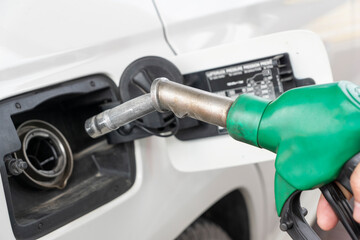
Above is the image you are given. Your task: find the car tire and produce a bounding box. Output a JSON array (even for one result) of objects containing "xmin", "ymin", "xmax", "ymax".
[{"xmin": 176, "ymin": 218, "xmax": 231, "ymax": 240}]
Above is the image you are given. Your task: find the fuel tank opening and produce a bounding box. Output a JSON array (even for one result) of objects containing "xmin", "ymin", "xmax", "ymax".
[{"xmin": 15, "ymin": 120, "xmax": 73, "ymax": 189}]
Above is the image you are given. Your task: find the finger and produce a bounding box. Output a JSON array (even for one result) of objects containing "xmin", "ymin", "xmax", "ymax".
[
  {"xmin": 317, "ymin": 194, "xmax": 339, "ymax": 231},
  {"xmin": 350, "ymin": 163, "xmax": 360, "ymax": 223},
  {"xmin": 336, "ymin": 182, "xmax": 352, "ymax": 200}
]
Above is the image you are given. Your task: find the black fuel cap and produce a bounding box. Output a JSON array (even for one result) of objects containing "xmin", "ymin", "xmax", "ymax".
[{"xmin": 119, "ymin": 56, "xmax": 183, "ymax": 131}]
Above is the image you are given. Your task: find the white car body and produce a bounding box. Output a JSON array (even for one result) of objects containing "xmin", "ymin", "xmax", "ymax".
[{"xmin": 0, "ymin": 1, "xmax": 358, "ymax": 239}]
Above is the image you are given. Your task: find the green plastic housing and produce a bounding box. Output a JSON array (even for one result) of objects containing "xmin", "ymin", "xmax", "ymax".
[{"xmin": 226, "ymin": 81, "xmax": 360, "ymax": 215}]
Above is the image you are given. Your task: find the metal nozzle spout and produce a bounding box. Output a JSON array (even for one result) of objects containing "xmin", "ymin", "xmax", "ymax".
[
  {"xmin": 85, "ymin": 78, "xmax": 234, "ymax": 138},
  {"xmin": 151, "ymin": 78, "xmax": 233, "ymax": 127},
  {"xmin": 85, "ymin": 94, "xmax": 155, "ymax": 138}
]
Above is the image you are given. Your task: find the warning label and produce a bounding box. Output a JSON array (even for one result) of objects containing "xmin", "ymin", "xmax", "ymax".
[{"xmin": 205, "ymin": 55, "xmax": 287, "ymax": 100}]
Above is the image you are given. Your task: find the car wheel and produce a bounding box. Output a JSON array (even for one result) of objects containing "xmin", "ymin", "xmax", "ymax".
[{"xmin": 176, "ymin": 218, "xmax": 231, "ymax": 240}]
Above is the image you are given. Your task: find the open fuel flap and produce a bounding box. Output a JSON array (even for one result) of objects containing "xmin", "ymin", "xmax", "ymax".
[{"xmin": 0, "ymin": 75, "xmax": 136, "ymax": 239}]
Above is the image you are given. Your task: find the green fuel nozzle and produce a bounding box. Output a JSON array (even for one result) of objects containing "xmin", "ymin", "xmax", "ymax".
[
  {"xmin": 85, "ymin": 78, "xmax": 360, "ymax": 239},
  {"xmin": 227, "ymin": 81, "xmax": 360, "ymax": 239},
  {"xmin": 227, "ymin": 81, "xmax": 360, "ymax": 216}
]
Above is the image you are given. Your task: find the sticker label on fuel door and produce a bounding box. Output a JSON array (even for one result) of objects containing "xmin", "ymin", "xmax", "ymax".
[
  {"xmin": 204, "ymin": 54, "xmax": 293, "ymax": 133},
  {"xmin": 205, "ymin": 55, "xmax": 290, "ymax": 101}
]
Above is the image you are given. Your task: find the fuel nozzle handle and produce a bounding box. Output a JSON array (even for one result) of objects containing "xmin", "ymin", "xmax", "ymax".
[{"xmin": 85, "ymin": 78, "xmax": 234, "ymax": 138}]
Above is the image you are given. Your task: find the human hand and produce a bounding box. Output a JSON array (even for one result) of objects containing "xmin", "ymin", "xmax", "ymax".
[{"xmin": 317, "ymin": 163, "xmax": 360, "ymax": 230}]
